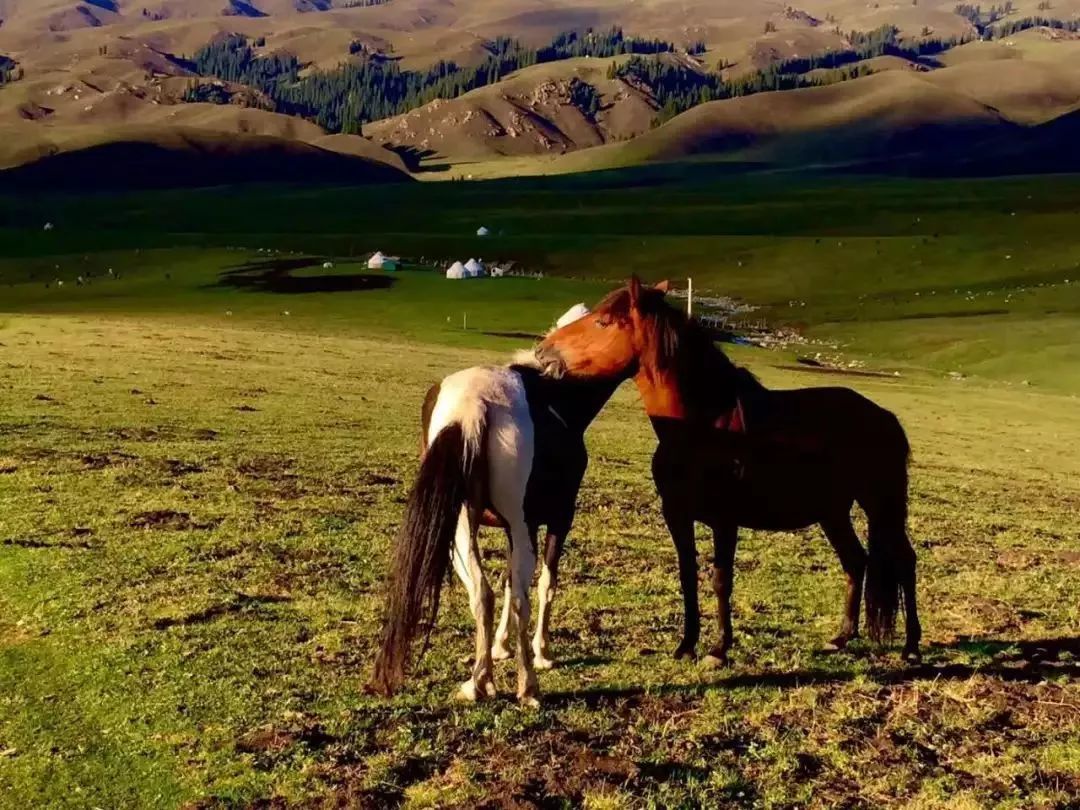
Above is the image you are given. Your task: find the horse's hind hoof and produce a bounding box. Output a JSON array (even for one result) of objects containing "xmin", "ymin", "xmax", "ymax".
[
  {"xmin": 822, "ymin": 634, "xmax": 855, "ymax": 653},
  {"xmin": 491, "ymin": 645, "xmax": 512, "ymax": 662},
  {"xmin": 517, "ymin": 693, "xmax": 541, "ymax": 709},
  {"xmin": 454, "ymin": 678, "xmax": 495, "ymax": 702},
  {"xmin": 533, "ymin": 655, "xmax": 555, "ymax": 671},
  {"xmin": 702, "ymin": 652, "xmax": 729, "ymax": 669},
  {"xmin": 903, "ymin": 649, "xmax": 922, "ymax": 666}
]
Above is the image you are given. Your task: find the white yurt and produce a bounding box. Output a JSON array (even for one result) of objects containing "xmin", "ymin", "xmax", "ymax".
[
  {"xmin": 446, "ymin": 261, "xmax": 467, "ymax": 279},
  {"xmin": 476, "ymin": 226, "xmax": 490, "ymax": 237},
  {"xmin": 464, "ymin": 258, "xmax": 486, "ymax": 277},
  {"xmin": 555, "ymin": 303, "xmax": 590, "ymax": 329}
]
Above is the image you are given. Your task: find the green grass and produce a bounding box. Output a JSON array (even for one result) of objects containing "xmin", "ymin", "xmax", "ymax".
[
  {"xmin": 1, "ymin": 313, "xmax": 1077, "ymax": 808},
  {"xmin": 3, "ymin": 171, "xmax": 1079, "ymax": 389},
  {"xmin": 1, "ymin": 172, "xmax": 1079, "ymax": 807}
]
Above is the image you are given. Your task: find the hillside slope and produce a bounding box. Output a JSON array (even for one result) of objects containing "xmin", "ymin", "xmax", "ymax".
[
  {"xmin": 0, "ymin": 127, "xmax": 411, "ymax": 188},
  {"xmin": 364, "ymin": 57, "xmax": 658, "ymax": 161},
  {"xmin": 530, "ymin": 70, "xmax": 1011, "ymax": 173}
]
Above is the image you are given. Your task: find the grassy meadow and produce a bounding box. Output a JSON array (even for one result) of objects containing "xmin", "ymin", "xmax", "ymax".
[{"xmin": 1, "ymin": 172, "xmax": 1079, "ymax": 808}]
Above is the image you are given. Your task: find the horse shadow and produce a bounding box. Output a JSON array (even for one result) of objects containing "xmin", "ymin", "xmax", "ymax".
[
  {"xmin": 542, "ymin": 636, "xmax": 1080, "ymax": 708},
  {"xmin": 215, "ymin": 257, "xmax": 397, "ymax": 295}
]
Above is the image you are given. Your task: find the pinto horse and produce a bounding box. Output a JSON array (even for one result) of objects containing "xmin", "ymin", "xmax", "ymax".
[
  {"xmin": 372, "ymin": 308, "xmax": 620, "ymax": 705},
  {"xmin": 534, "ymin": 278, "xmax": 922, "ymax": 665}
]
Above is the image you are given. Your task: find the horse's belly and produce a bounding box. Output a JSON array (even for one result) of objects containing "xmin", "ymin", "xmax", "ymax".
[{"xmin": 701, "ymin": 458, "xmax": 836, "ymax": 530}]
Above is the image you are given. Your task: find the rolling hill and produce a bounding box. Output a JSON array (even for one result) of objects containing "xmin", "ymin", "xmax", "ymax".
[
  {"xmin": 0, "ymin": 0, "xmax": 1078, "ymax": 183},
  {"xmin": 0, "ymin": 127, "xmax": 410, "ymax": 188}
]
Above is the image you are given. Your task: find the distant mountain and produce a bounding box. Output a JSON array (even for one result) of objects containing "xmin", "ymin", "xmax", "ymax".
[{"xmin": 0, "ymin": 0, "xmax": 1077, "ymax": 182}]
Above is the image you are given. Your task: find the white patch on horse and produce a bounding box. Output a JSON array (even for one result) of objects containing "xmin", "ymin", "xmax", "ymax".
[{"xmin": 428, "ymin": 366, "xmax": 519, "ymax": 459}]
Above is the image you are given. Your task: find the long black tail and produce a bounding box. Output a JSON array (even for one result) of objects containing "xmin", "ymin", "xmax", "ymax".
[
  {"xmin": 864, "ymin": 421, "xmax": 911, "ymax": 643},
  {"xmin": 372, "ymin": 424, "xmax": 476, "ymax": 694}
]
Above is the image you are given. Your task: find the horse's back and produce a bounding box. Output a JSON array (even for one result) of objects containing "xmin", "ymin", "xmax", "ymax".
[{"xmin": 753, "ymin": 384, "xmax": 907, "ymax": 453}]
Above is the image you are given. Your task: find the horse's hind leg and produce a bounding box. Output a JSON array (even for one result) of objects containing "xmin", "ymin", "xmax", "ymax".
[
  {"xmin": 509, "ymin": 520, "xmax": 539, "ymax": 705},
  {"xmin": 862, "ymin": 494, "xmax": 922, "ymax": 664},
  {"xmin": 900, "ymin": 546, "xmax": 922, "ymax": 664},
  {"xmin": 893, "ymin": 530, "xmax": 922, "ymax": 664},
  {"xmin": 450, "ymin": 506, "xmax": 496, "ymax": 701},
  {"xmin": 491, "ymin": 549, "xmax": 513, "ymax": 661},
  {"xmin": 532, "ymin": 530, "xmax": 566, "ymax": 670},
  {"xmin": 819, "ymin": 513, "xmax": 867, "ymax": 651},
  {"xmin": 487, "ymin": 405, "xmax": 540, "ymax": 704}
]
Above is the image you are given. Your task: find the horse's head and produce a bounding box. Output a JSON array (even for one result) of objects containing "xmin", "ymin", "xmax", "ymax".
[{"xmin": 535, "ymin": 277, "xmax": 671, "ymax": 380}]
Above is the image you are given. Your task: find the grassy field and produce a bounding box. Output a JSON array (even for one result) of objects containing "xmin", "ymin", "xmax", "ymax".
[
  {"xmin": 1, "ymin": 173, "xmax": 1079, "ymax": 807},
  {"xmin": 4, "ymin": 171, "xmax": 1080, "ymax": 387}
]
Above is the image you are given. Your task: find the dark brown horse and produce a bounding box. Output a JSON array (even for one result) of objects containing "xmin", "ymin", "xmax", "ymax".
[{"xmin": 534, "ymin": 278, "xmax": 922, "ymax": 665}]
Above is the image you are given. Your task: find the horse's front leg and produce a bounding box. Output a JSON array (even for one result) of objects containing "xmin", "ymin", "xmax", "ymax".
[
  {"xmin": 662, "ymin": 498, "xmax": 700, "ymax": 660},
  {"xmin": 532, "ymin": 530, "xmax": 565, "ymax": 670},
  {"xmin": 704, "ymin": 522, "xmax": 737, "ymax": 668}
]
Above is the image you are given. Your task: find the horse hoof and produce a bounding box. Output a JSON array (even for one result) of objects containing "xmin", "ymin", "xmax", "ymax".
[
  {"xmin": 454, "ymin": 681, "xmax": 479, "ymax": 703},
  {"xmin": 518, "ymin": 693, "xmax": 541, "ymax": 709},
  {"xmin": 672, "ymin": 644, "xmax": 697, "ymax": 661},
  {"xmin": 702, "ymin": 652, "xmax": 729, "ymax": 669},
  {"xmin": 491, "ymin": 645, "xmax": 512, "ymax": 662},
  {"xmin": 455, "ymin": 678, "xmax": 495, "ymax": 702},
  {"xmin": 903, "ymin": 649, "xmax": 922, "ymax": 666},
  {"xmin": 533, "ymin": 655, "xmax": 555, "ymax": 671}
]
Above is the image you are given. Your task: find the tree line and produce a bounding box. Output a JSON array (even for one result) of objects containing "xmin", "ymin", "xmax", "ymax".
[
  {"xmin": 953, "ymin": 4, "xmax": 1080, "ymax": 38},
  {"xmin": 989, "ymin": 15, "xmax": 1080, "ymax": 36},
  {"xmin": 611, "ymin": 25, "xmax": 968, "ymax": 125},
  {"xmin": 184, "ymin": 27, "xmax": 673, "ymax": 133}
]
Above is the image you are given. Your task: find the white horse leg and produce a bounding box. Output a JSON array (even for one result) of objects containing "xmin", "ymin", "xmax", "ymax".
[
  {"xmin": 450, "ymin": 506, "xmax": 495, "ymax": 701},
  {"xmin": 485, "ymin": 395, "xmax": 538, "ymax": 705},
  {"xmin": 491, "ymin": 569, "xmax": 514, "ymax": 661},
  {"xmin": 508, "ymin": 520, "xmax": 539, "ymax": 706},
  {"xmin": 532, "ymin": 557, "xmax": 557, "ymax": 670}
]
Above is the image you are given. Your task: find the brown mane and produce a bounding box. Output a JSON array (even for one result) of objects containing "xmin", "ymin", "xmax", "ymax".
[{"xmin": 599, "ymin": 286, "xmax": 743, "ymax": 421}]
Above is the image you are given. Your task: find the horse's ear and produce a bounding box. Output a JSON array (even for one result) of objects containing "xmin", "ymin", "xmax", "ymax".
[
  {"xmin": 628, "ymin": 275, "xmax": 642, "ymax": 309},
  {"xmin": 654, "ymin": 280, "xmax": 671, "ymax": 294}
]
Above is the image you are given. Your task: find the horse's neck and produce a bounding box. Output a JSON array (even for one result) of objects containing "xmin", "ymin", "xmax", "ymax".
[
  {"xmin": 634, "ymin": 367, "xmax": 687, "ymax": 420},
  {"xmin": 512, "ymin": 365, "xmax": 619, "ymax": 434},
  {"xmin": 634, "ymin": 342, "xmax": 743, "ymax": 430},
  {"xmin": 547, "ymin": 376, "xmax": 621, "ymax": 432}
]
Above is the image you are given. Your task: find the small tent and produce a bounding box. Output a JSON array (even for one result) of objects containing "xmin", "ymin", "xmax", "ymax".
[
  {"xmin": 446, "ymin": 261, "xmax": 467, "ymax": 279},
  {"xmin": 464, "ymin": 258, "xmax": 486, "ymax": 277},
  {"xmin": 368, "ymin": 251, "xmax": 399, "ymax": 271},
  {"xmin": 476, "ymin": 226, "xmax": 490, "ymax": 237}
]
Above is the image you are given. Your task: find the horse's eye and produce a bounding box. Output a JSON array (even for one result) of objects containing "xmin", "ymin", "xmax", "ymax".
[{"xmin": 595, "ymin": 317, "xmax": 611, "ymax": 328}]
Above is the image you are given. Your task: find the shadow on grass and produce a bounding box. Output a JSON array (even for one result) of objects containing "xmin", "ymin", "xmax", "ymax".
[
  {"xmin": 542, "ymin": 636, "xmax": 1080, "ymax": 708},
  {"xmin": 216, "ymin": 257, "xmax": 397, "ymax": 294},
  {"xmin": 483, "ymin": 330, "xmax": 543, "ymax": 340}
]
